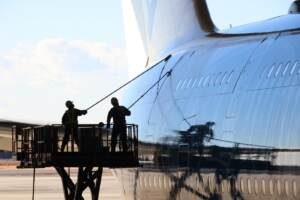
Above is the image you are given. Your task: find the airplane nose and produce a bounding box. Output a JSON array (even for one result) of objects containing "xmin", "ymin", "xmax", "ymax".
[{"xmin": 289, "ymin": 0, "xmax": 300, "ymax": 14}]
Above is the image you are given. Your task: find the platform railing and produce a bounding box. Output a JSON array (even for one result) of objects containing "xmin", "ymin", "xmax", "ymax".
[{"xmin": 12, "ymin": 124, "xmax": 138, "ymax": 168}]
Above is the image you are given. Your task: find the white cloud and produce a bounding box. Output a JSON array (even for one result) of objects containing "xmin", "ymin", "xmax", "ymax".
[{"xmin": 0, "ymin": 38, "xmax": 128, "ymax": 123}]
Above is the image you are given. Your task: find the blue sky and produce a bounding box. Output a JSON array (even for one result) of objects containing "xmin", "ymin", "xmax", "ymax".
[
  {"xmin": 0, "ymin": 0, "xmax": 125, "ymax": 52},
  {"xmin": 0, "ymin": 0, "xmax": 295, "ymax": 123},
  {"xmin": 208, "ymin": 0, "xmax": 293, "ymax": 29},
  {"xmin": 0, "ymin": 0, "xmax": 127, "ymax": 123}
]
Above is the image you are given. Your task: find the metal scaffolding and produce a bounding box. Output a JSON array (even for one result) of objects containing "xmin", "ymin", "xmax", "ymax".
[{"xmin": 12, "ymin": 124, "xmax": 139, "ymax": 200}]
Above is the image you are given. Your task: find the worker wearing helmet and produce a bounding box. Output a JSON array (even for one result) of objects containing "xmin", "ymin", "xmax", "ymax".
[
  {"xmin": 61, "ymin": 100, "xmax": 87, "ymax": 152},
  {"xmin": 107, "ymin": 97, "xmax": 131, "ymax": 152}
]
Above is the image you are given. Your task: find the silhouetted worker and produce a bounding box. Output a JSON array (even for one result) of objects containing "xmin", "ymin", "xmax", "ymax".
[
  {"xmin": 107, "ymin": 97, "xmax": 131, "ymax": 152},
  {"xmin": 61, "ymin": 100, "xmax": 87, "ymax": 152}
]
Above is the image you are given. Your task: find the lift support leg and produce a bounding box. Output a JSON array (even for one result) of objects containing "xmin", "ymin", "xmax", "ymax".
[{"xmin": 55, "ymin": 166, "xmax": 103, "ymax": 200}]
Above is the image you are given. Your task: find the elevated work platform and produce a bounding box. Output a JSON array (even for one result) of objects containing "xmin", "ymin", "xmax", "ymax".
[
  {"xmin": 12, "ymin": 124, "xmax": 139, "ymax": 168},
  {"xmin": 12, "ymin": 124, "xmax": 139, "ymax": 200}
]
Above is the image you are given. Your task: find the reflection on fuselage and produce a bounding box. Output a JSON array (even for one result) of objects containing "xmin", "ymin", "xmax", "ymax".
[{"xmin": 116, "ymin": 31, "xmax": 300, "ymax": 200}]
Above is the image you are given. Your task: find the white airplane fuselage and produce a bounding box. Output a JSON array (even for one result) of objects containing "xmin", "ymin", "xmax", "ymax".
[{"xmin": 117, "ymin": 1, "xmax": 300, "ymax": 199}]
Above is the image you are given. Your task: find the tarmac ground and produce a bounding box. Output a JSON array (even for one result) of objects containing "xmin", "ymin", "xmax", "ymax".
[{"xmin": 0, "ymin": 167, "xmax": 125, "ymax": 200}]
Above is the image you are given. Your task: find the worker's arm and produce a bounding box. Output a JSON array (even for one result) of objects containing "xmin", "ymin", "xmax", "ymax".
[
  {"xmin": 106, "ymin": 109, "xmax": 112, "ymax": 129},
  {"xmin": 122, "ymin": 107, "xmax": 131, "ymax": 116},
  {"xmin": 77, "ymin": 109, "xmax": 88, "ymax": 116}
]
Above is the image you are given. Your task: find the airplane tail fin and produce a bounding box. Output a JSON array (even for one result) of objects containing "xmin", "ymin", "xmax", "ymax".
[{"xmin": 123, "ymin": 0, "xmax": 217, "ymax": 63}]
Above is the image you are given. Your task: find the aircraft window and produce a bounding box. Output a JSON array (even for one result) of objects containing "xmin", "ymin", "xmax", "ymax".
[
  {"xmin": 290, "ymin": 61, "xmax": 298, "ymax": 75},
  {"xmin": 214, "ymin": 74, "xmax": 220, "ymax": 87},
  {"xmin": 191, "ymin": 78, "xmax": 198, "ymax": 88},
  {"xmin": 292, "ymin": 180, "xmax": 297, "ymax": 197},
  {"xmin": 209, "ymin": 176, "xmax": 215, "ymax": 192},
  {"xmin": 261, "ymin": 65, "xmax": 270, "ymax": 78},
  {"xmin": 203, "ymin": 75, "xmax": 210, "ymax": 87},
  {"xmin": 262, "ymin": 179, "xmax": 266, "ymax": 195},
  {"xmin": 151, "ymin": 175, "xmax": 155, "ymax": 188},
  {"xmin": 285, "ymin": 180, "xmax": 289, "ymax": 197},
  {"xmin": 165, "ymin": 176, "xmax": 170, "ymax": 190},
  {"xmin": 156, "ymin": 175, "xmax": 161, "ymax": 188},
  {"xmin": 180, "ymin": 80, "xmax": 187, "ymax": 89},
  {"xmin": 213, "ymin": 73, "xmax": 219, "ymax": 86},
  {"xmin": 159, "ymin": 175, "xmax": 163, "ymax": 189},
  {"xmin": 220, "ymin": 181, "xmax": 225, "ymax": 192},
  {"xmin": 149, "ymin": 175, "xmax": 156, "ymax": 188},
  {"xmin": 297, "ymin": 62, "xmax": 300, "ymax": 74},
  {"xmin": 205, "ymin": 176, "xmax": 209, "ymax": 189},
  {"xmin": 139, "ymin": 176, "xmax": 143, "ymax": 188},
  {"xmin": 144, "ymin": 175, "xmax": 148, "ymax": 188},
  {"xmin": 176, "ymin": 80, "xmax": 182, "ymax": 91},
  {"xmin": 222, "ymin": 181, "xmax": 228, "ymax": 192},
  {"xmin": 270, "ymin": 180, "xmax": 274, "ymax": 195},
  {"xmin": 214, "ymin": 72, "xmax": 222, "ymax": 86},
  {"xmin": 227, "ymin": 181, "xmax": 231, "ymax": 192},
  {"xmin": 248, "ymin": 179, "xmax": 252, "ymax": 194},
  {"xmin": 195, "ymin": 176, "xmax": 200, "ymax": 192},
  {"xmin": 162, "ymin": 176, "xmax": 166, "ymax": 189},
  {"xmin": 227, "ymin": 70, "xmax": 234, "ymax": 84},
  {"xmin": 152, "ymin": 175, "xmax": 156, "ymax": 188},
  {"xmin": 221, "ymin": 72, "xmax": 228, "ymax": 85},
  {"xmin": 221, "ymin": 182, "xmax": 225, "ymax": 192},
  {"xmin": 254, "ymin": 179, "xmax": 259, "ymax": 195},
  {"xmin": 209, "ymin": 74, "xmax": 216, "ymax": 87},
  {"xmin": 234, "ymin": 180, "xmax": 238, "ymax": 191},
  {"xmin": 267, "ymin": 64, "xmax": 275, "ymax": 78},
  {"xmin": 282, "ymin": 61, "xmax": 291, "ymax": 76},
  {"xmin": 277, "ymin": 180, "xmax": 281, "ymax": 195},
  {"xmin": 197, "ymin": 77, "xmax": 204, "ymax": 87},
  {"xmin": 240, "ymin": 179, "xmax": 245, "ymax": 193},
  {"xmin": 186, "ymin": 78, "xmax": 193, "ymax": 88},
  {"xmin": 275, "ymin": 63, "xmax": 283, "ymax": 78}
]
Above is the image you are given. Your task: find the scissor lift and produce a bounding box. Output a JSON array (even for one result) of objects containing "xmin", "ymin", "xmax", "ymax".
[{"xmin": 12, "ymin": 124, "xmax": 139, "ymax": 200}]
